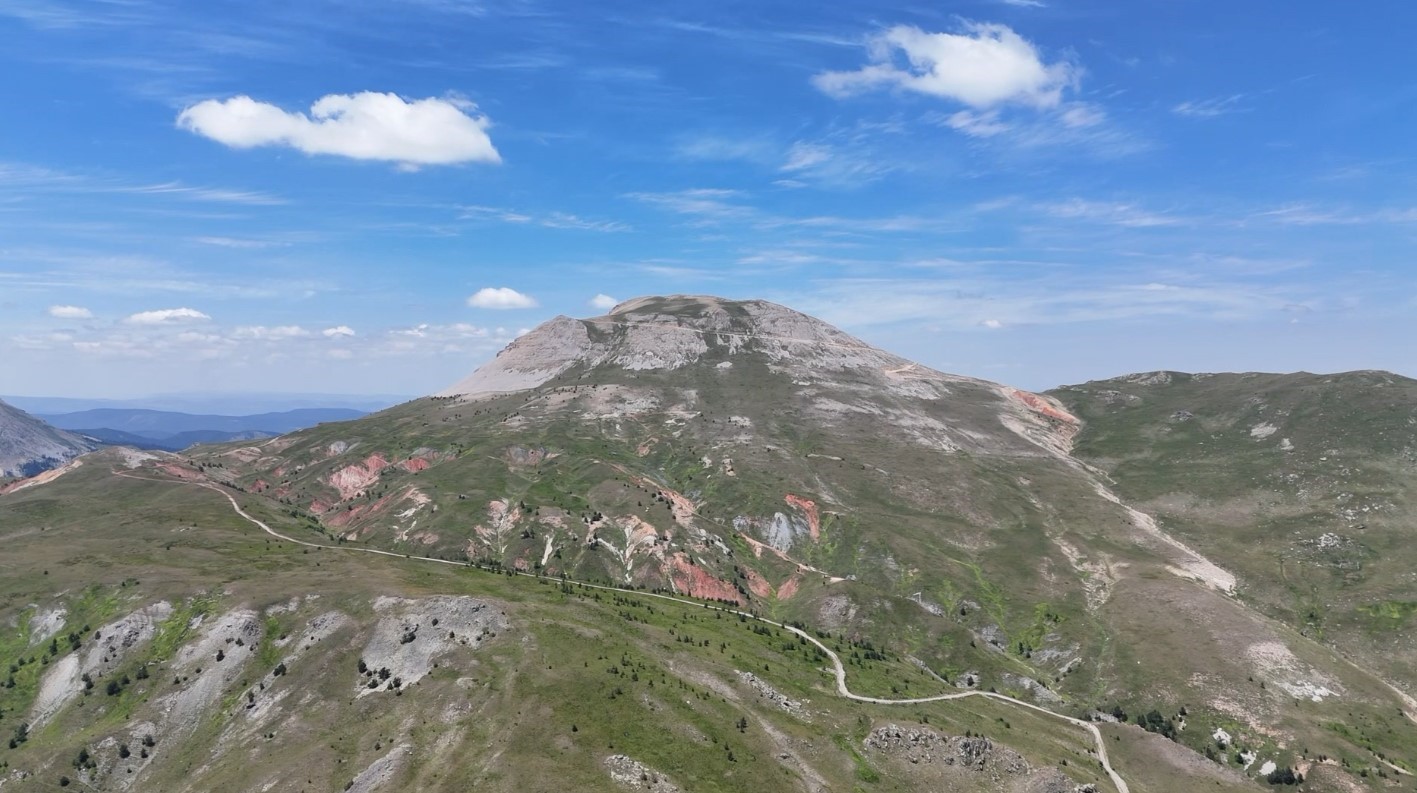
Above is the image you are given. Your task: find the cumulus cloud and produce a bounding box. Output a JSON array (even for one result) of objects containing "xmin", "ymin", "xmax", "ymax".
[
  {"xmin": 981, "ymin": 318, "xmax": 1005, "ymax": 328},
  {"xmin": 48, "ymin": 305, "xmax": 93, "ymax": 319},
  {"xmin": 125, "ymin": 307, "xmax": 211, "ymax": 325},
  {"xmin": 813, "ymin": 22, "xmax": 1075, "ymax": 108},
  {"xmin": 589, "ymin": 293, "xmax": 618, "ymax": 311},
  {"xmin": 177, "ymin": 92, "xmax": 501, "ymax": 167},
  {"xmin": 323, "ymin": 325, "xmax": 356, "ymax": 338},
  {"xmin": 467, "ymin": 287, "xmax": 538, "ymax": 309}
]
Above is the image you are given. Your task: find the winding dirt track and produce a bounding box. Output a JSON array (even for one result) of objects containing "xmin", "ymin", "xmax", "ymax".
[{"xmin": 113, "ymin": 469, "xmax": 1131, "ymax": 793}]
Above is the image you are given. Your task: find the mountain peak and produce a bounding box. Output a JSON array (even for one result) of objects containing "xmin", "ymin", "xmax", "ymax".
[
  {"xmin": 436, "ymin": 295, "xmax": 911, "ymax": 399},
  {"xmin": 603, "ymin": 293, "xmax": 745, "ymax": 317}
]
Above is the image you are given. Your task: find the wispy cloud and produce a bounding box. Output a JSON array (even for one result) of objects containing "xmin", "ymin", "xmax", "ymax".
[
  {"xmin": 625, "ymin": 189, "xmax": 754, "ymax": 223},
  {"xmin": 0, "ymin": 0, "xmax": 151, "ymax": 30},
  {"xmin": 1172, "ymin": 94, "xmax": 1246, "ymax": 118},
  {"xmin": 0, "ymin": 161, "xmax": 284, "ymax": 205},
  {"xmin": 456, "ymin": 205, "xmax": 627, "ymax": 232},
  {"xmin": 1250, "ymin": 203, "xmax": 1417, "ymax": 226},
  {"xmin": 123, "ymin": 182, "xmax": 286, "ymax": 205},
  {"xmin": 1040, "ymin": 198, "xmax": 1184, "ymax": 227},
  {"xmin": 539, "ymin": 212, "xmax": 631, "ymax": 232}
]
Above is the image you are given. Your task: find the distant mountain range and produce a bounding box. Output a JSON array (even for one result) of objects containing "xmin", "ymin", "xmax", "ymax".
[
  {"xmin": 38, "ymin": 407, "xmax": 369, "ymax": 452},
  {"xmin": 3, "ymin": 392, "xmax": 407, "ymax": 415}
]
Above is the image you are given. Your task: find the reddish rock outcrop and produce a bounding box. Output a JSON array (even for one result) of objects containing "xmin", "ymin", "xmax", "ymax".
[
  {"xmin": 784, "ymin": 494, "xmax": 821, "ymax": 540},
  {"xmin": 668, "ymin": 553, "xmax": 741, "ymax": 604},
  {"xmin": 326, "ymin": 453, "xmax": 391, "ymax": 500},
  {"xmin": 744, "ymin": 568, "xmax": 774, "ymax": 599}
]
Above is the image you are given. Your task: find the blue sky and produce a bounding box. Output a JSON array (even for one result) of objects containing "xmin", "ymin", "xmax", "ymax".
[{"xmin": 2, "ymin": 0, "xmax": 1415, "ymax": 399}]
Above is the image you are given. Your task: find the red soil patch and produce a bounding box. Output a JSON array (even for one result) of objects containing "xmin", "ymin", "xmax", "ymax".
[
  {"xmin": 777, "ymin": 574, "xmax": 802, "ymax": 601},
  {"xmin": 668, "ymin": 553, "xmax": 741, "ymax": 604},
  {"xmin": 784, "ymin": 494, "xmax": 821, "ymax": 540},
  {"xmin": 1007, "ymin": 389, "xmax": 1078, "ymax": 425},
  {"xmin": 398, "ymin": 457, "xmax": 430, "ymax": 473},
  {"xmin": 326, "ymin": 453, "xmax": 390, "ymax": 500},
  {"xmin": 309, "ymin": 499, "xmax": 332, "ymax": 515},
  {"xmin": 744, "ymin": 568, "xmax": 774, "ymax": 599},
  {"xmin": 324, "ymin": 492, "xmax": 395, "ymax": 529},
  {"xmin": 251, "ymin": 479, "xmax": 269, "ymax": 493},
  {"xmin": 159, "ymin": 463, "xmax": 204, "ymax": 481}
]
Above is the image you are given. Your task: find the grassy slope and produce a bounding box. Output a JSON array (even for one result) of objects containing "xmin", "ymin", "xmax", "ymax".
[
  {"xmin": 1050, "ymin": 371, "xmax": 1417, "ymax": 691},
  {"xmin": 0, "ymin": 458, "xmax": 1150, "ymax": 793}
]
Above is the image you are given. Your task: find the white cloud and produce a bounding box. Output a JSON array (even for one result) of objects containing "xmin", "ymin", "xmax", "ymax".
[
  {"xmin": 467, "ymin": 287, "xmax": 538, "ymax": 309},
  {"xmin": 1000, "ymin": 0, "xmax": 1045, "ymax": 6},
  {"xmin": 125, "ymin": 307, "xmax": 211, "ymax": 325},
  {"xmin": 813, "ymin": 23, "xmax": 1076, "ymax": 108},
  {"xmin": 589, "ymin": 293, "xmax": 618, "ymax": 311},
  {"xmin": 193, "ymin": 236, "xmax": 287, "ymax": 248},
  {"xmin": 1059, "ymin": 103, "xmax": 1106, "ymax": 128},
  {"xmin": 981, "ymin": 318, "xmax": 1005, "ymax": 328},
  {"xmin": 540, "ymin": 212, "xmax": 630, "ymax": 232},
  {"xmin": 625, "ymin": 189, "xmax": 753, "ymax": 222},
  {"xmin": 124, "ymin": 182, "xmax": 285, "ymax": 205},
  {"xmin": 944, "ymin": 109, "xmax": 1011, "ymax": 137},
  {"xmin": 782, "ymin": 142, "xmax": 833, "ymax": 172},
  {"xmin": 1041, "ymin": 199, "xmax": 1182, "ymax": 227},
  {"xmin": 1173, "ymin": 95, "xmax": 1246, "ymax": 118},
  {"xmin": 177, "ymin": 92, "xmax": 501, "ymax": 167},
  {"xmin": 234, "ymin": 325, "xmax": 310, "ymax": 340},
  {"xmin": 323, "ymin": 325, "xmax": 356, "ymax": 338},
  {"xmin": 457, "ymin": 205, "xmax": 627, "ymax": 231},
  {"xmin": 48, "ymin": 305, "xmax": 93, "ymax": 319}
]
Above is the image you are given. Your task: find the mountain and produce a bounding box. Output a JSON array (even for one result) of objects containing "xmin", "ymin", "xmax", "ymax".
[
  {"xmin": 72, "ymin": 426, "xmax": 278, "ymax": 452},
  {"xmin": 4, "ymin": 393, "xmax": 407, "ymax": 415},
  {"xmin": 1048, "ymin": 370, "xmax": 1417, "ymax": 693},
  {"xmin": 39, "ymin": 407, "xmax": 367, "ymax": 437},
  {"xmin": 0, "ymin": 398, "xmax": 95, "ymax": 479},
  {"xmin": 0, "ymin": 297, "xmax": 1412, "ymax": 792}
]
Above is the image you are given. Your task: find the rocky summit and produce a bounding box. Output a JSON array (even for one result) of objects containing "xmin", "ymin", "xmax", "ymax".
[{"xmin": 0, "ymin": 296, "xmax": 1414, "ymax": 793}]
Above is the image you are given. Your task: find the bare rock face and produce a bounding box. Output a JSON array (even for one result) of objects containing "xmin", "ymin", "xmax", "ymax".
[
  {"xmin": 865, "ymin": 724, "xmax": 1097, "ymax": 792},
  {"xmin": 0, "ymin": 399, "xmax": 94, "ymax": 478},
  {"xmin": 603, "ymin": 754, "xmax": 680, "ymax": 792},
  {"xmin": 433, "ymin": 295, "xmax": 1077, "ymax": 458},
  {"xmin": 435, "ymin": 315, "xmax": 593, "ymax": 398},
  {"xmin": 435, "ymin": 295, "xmax": 945, "ymax": 398}
]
